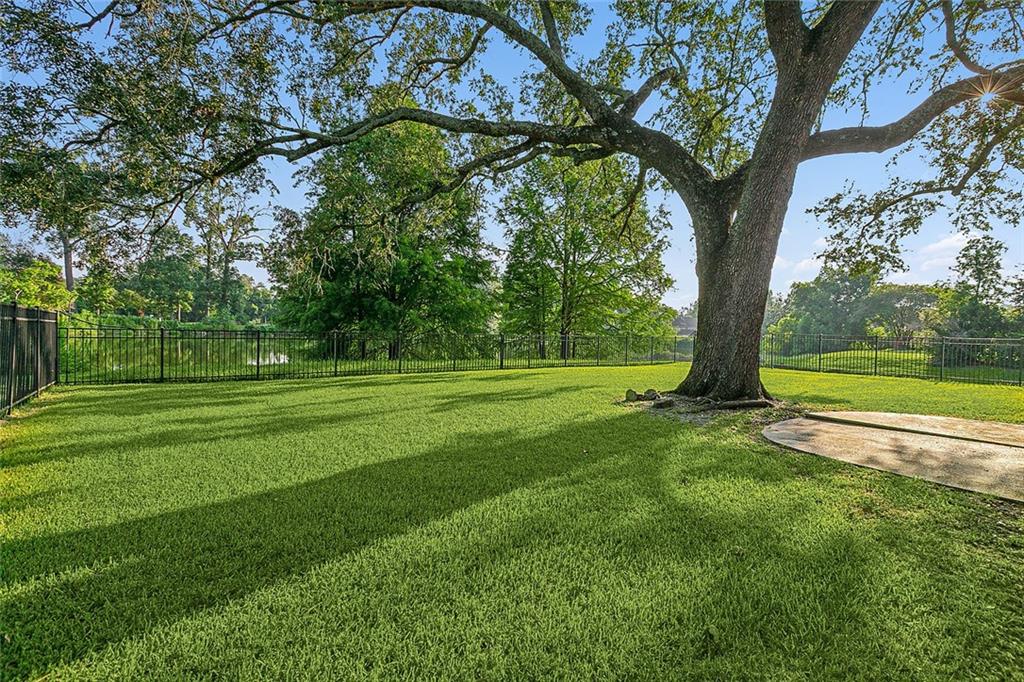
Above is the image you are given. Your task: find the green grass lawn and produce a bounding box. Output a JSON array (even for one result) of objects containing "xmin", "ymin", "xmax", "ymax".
[{"xmin": 2, "ymin": 365, "xmax": 1023, "ymax": 680}]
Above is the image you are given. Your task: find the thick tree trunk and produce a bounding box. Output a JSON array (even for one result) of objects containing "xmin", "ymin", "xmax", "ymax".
[
  {"xmin": 677, "ymin": 249, "xmax": 775, "ymax": 400},
  {"xmin": 674, "ymin": 47, "xmax": 846, "ymax": 400}
]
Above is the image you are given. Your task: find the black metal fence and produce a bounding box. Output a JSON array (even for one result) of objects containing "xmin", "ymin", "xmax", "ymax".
[
  {"xmin": 1, "ymin": 304, "xmax": 59, "ymax": 415},
  {"xmin": 761, "ymin": 333, "xmax": 1024, "ymax": 386},
  {"xmin": 57, "ymin": 328, "xmax": 691, "ymax": 385},
  {"xmin": 54, "ymin": 327, "xmax": 1024, "ymax": 388}
]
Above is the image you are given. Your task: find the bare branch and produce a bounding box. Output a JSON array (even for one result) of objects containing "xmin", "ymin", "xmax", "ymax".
[
  {"xmin": 804, "ymin": 65, "xmax": 1024, "ymax": 159},
  {"xmin": 619, "ymin": 67, "xmax": 676, "ymax": 118},
  {"xmin": 537, "ymin": 1, "xmax": 564, "ymax": 60},
  {"xmin": 941, "ymin": 0, "xmax": 991, "ymax": 75}
]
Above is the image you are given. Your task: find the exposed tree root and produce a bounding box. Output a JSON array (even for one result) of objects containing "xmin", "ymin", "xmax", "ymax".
[{"xmin": 686, "ymin": 398, "xmax": 776, "ymax": 412}]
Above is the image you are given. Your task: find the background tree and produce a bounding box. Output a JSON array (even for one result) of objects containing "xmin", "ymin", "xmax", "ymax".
[
  {"xmin": 865, "ymin": 284, "xmax": 940, "ymax": 340},
  {"xmin": 75, "ymin": 270, "xmax": 117, "ymax": 317},
  {"xmin": 265, "ymin": 122, "xmax": 495, "ymax": 337},
  {"xmin": 0, "ymin": 236, "xmax": 77, "ymax": 309},
  {"xmin": 761, "ymin": 293, "xmax": 787, "ymax": 334},
  {"xmin": 185, "ymin": 182, "xmax": 263, "ymax": 319},
  {"xmin": 672, "ymin": 302, "xmax": 698, "ymax": 335},
  {"xmin": 770, "ymin": 267, "xmax": 877, "ymax": 337},
  {"xmin": 930, "ymin": 234, "xmax": 1011, "ymax": 337},
  {"xmin": 0, "ymin": 151, "xmax": 132, "ymax": 296},
  {"xmin": 124, "ymin": 225, "xmax": 199, "ymax": 321},
  {"xmin": 953, "ymin": 234, "xmax": 1007, "ymax": 304},
  {"xmin": 498, "ymin": 156, "xmax": 673, "ymax": 339},
  {"xmin": 5, "ymin": 0, "xmax": 1023, "ymax": 398}
]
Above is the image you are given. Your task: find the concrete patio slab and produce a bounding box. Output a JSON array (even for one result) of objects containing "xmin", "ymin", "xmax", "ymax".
[
  {"xmin": 763, "ymin": 413, "xmax": 1024, "ymax": 502},
  {"xmin": 806, "ymin": 411, "xmax": 1024, "ymax": 449}
]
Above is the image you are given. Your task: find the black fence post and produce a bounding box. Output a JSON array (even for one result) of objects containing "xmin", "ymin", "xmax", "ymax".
[
  {"xmin": 673, "ymin": 335, "xmax": 678, "ymax": 363},
  {"xmin": 332, "ymin": 331, "xmax": 339, "ymax": 377},
  {"xmin": 817, "ymin": 333, "xmax": 823, "ymax": 373},
  {"xmin": 1018, "ymin": 339, "xmax": 1024, "ymax": 387},
  {"xmin": 624, "ymin": 336, "xmax": 629, "ymax": 366},
  {"xmin": 255, "ymin": 329, "xmax": 262, "ymax": 379},
  {"xmin": 54, "ymin": 315, "xmax": 61, "ymax": 386},
  {"xmin": 396, "ymin": 335, "xmax": 403, "ymax": 374},
  {"xmin": 649, "ymin": 336, "xmax": 654, "ymax": 364},
  {"xmin": 499, "ymin": 334, "xmax": 505, "ymax": 370},
  {"xmin": 6, "ymin": 305, "xmax": 19, "ymax": 414},
  {"xmin": 940, "ymin": 338, "xmax": 946, "ymax": 382},
  {"xmin": 873, "ymin": 336, "xmax": 879, "ymax": 375},
  {"xmin": 596, "ymin": 336, "xmax": 601, "ymax": 366},
  {"xmin": 34, "ymin": 308, "xmax": 41, "ymax": 397},
  {"xmin": 159, "ymin": 327, "xmax": 166, "ymax": 382}
]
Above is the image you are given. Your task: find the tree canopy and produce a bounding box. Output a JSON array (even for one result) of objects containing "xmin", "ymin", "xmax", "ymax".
[
  {"xmin": 3, "ymin": 0, "xmax": 1022, "ymax": 397},
  {"xmin": 264, "ymin": 121, "xmax": 496, "ymax": 336}
]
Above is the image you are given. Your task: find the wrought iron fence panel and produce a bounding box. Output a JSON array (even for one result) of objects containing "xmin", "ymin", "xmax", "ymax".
[
  {"xmin": 1, "ymin": 304, "xmax": 58, "ymax": 415},
  {"xmin": 31, "ymin": 324, "xmax": 1024, "ymax": 390}
]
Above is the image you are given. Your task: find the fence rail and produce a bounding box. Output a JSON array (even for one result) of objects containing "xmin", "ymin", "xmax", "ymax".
[
  {"xmin": 1, "ymin": 304, "xmax": 59, "ymax": 415},
  {"xmin": 53, "ymin": 326, "xmax": 1024, "ymax": 388}
]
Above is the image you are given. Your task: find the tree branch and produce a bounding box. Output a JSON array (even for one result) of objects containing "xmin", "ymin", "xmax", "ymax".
[
  {"xmin": 803, "ymin": 65, "xmax": 1024, "ymax": 159},
  {"xmin": 338, "ymin": 0, "xmax": 615, "ymax": 123},
  {"xmin": 537, "ymin": 1, "xmax": 564, "ymax": 60},
  {"xmin": 941, "ymin": 0, "xmax": 990, "ymax": 75},
  {"xmin": 407, "ymin": 21, "xmax": 491, "ymax": 88},
  {"xmin": 618, "ymin": 67, "xmax": 676, "ymax": 118},
  {"xmin": 763, "ymin": 0, "xmax": 808, "ymax": 67},
  {"xmin": 807, "ymin": 1, "xmax": 881, "ymax": 70}
]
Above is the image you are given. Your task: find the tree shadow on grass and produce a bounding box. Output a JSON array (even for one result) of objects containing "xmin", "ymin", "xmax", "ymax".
[
  {"xmin": 0, "ymin": 406, "xmax": 382, "ymax": 469},
  {"xmin": 50, "ymin": 371, "xmax": 561, "ymax": 420},
  {"xmin": 3, "ymin": 383, "xmax": 601, "ymax": 471},
  {"xmin": 1, "ymin": 412, "xmax": 663, "ymax": 680}
]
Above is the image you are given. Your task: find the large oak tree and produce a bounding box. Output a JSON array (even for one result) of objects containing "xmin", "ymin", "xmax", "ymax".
[{"xmin": 3, "ymin": 0, "xmax": 1023, "ymax": 399}]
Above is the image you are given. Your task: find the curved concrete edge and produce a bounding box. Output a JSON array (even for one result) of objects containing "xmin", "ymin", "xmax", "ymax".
[{"xmin": 805, "ymin": 411, "xmax": 1024, "ymax": 450}]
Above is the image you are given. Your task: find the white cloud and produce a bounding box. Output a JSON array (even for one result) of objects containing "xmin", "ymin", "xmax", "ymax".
[
  {"xmin": 773, "ymin": 255, "xmax": 792, "ymax": 269},
  {"xmin": 793, "ymin": 257, "xmax": 821, "ymax": 275},
  {"xmin": 920, "ymin": 233, "xmax": 968, "ymax": 255},
  {"xmin": 921, "ymin": 255, "xmax": 957, "ymax": 272},
  {"xmin": 812, "ymin": 237, "xmax": 827, "ymax": 248}
]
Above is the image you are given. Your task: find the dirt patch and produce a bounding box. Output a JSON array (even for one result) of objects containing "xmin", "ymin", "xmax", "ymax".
[{"xmin": 622, "ymin": 391, "xmax": 804, "ymax": 427}]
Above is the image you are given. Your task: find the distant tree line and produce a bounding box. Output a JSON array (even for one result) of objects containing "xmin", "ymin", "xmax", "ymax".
[
  {"xmin": 265, "ymin": 124, "xmax": 676, "ymax": 339},
  {"xmin": 2, "ymin": 124, "xmax": 676, "ymax": 336},
  {"xmin": 762, "ymin": 235, "xmax": 1024, "ymax": 340}
]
